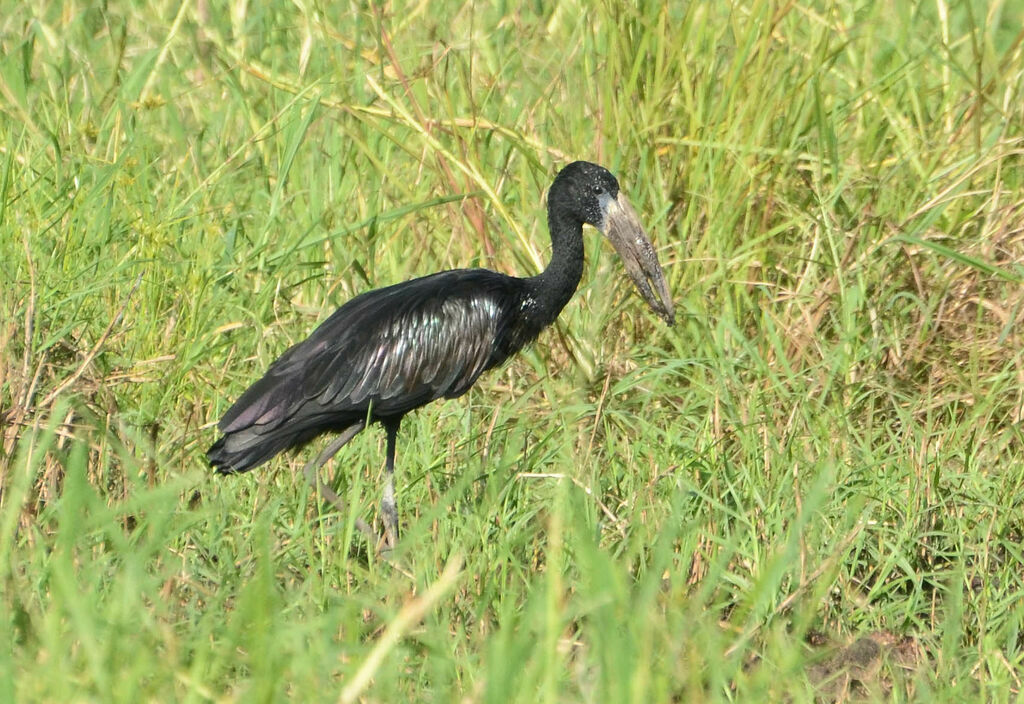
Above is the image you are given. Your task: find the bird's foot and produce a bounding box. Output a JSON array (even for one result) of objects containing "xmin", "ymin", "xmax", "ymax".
[{"xmin": 380, "ymin": 514, "xmax": 399, "ymax": 552}]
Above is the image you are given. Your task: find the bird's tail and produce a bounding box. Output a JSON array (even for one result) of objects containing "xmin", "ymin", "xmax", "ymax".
[{"xmin": 207, "ymin": 427, "xmax": 302, "ymax": 475}]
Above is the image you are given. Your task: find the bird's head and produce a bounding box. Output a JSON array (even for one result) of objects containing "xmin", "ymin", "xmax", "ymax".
[{"xmin": 552, "ymin": 161, "xmax": 676, "ymax": 325}]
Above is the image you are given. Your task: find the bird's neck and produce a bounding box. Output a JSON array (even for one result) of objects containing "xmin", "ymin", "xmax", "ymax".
[{"xmin": 530, "ymin": 208, "xmax": 585, "ymax": 325}]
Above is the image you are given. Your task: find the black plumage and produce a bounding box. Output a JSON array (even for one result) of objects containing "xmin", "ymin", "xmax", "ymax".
[{"xmin": 208, "ymin": 161, "xmax": 674, "ymax": 546}]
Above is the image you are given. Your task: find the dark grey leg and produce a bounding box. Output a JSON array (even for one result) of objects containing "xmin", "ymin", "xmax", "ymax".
[
  {"xmin": 302, "ymin": 421, "xmax": 376, "ymax": 540},
  {"xmin": 381, "ymin": 419, "xmax": 401, "ymax": 548}
]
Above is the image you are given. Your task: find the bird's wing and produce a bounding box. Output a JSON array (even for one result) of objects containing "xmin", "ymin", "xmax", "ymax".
[{"xmin": 218, "ymin": 271, "xmax": 516, "ymax": 433}]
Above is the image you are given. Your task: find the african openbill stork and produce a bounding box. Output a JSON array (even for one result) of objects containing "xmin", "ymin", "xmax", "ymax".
[{"xmin": 207, "ymin": 161, "xmax": 674, "ymax": 547}]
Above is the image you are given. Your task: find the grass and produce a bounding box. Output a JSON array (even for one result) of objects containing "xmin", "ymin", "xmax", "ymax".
[{"xmin": 2, "ymin": 0, "xmax": 1024, "ymax": 700}]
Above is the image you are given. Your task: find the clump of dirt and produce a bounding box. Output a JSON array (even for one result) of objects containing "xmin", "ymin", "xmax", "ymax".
[{"xmin": 804, "ymin": 631, "xmax": 924, "ymax": 702}]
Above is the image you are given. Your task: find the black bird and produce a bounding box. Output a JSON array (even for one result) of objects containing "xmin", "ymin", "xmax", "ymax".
[{"xmin": 208, "ymin": 161, "xmax": 674, "ymax": 547}]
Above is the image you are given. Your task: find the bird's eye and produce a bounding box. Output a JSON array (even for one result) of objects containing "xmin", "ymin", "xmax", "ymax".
[{"xmin": 592, "ymin": 185, "xmax": 603, "ymax": 195}]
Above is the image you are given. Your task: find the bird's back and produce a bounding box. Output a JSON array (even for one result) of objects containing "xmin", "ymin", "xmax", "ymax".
[{"xmin": 208, "ymin": 269, "xmax": 543, "ymax": 473}]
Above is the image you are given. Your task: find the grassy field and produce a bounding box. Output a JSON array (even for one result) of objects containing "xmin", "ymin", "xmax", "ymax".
[{"xmin": 2, "ymin": 1, "xmax": 1024, "ymax": 701}]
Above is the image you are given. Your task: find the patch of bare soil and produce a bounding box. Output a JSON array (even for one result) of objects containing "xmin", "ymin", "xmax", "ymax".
[{"xmin": 804, "ymin": 631, "xmax": 925, "ymax": 702}]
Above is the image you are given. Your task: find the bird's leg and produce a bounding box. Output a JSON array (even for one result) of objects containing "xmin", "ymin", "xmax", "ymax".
[
  {"xmin": 302, "ymin": 421, "xmax": 376, "ymax": 541},
  {"xmin": 380, "ymin": 419, "xmax": 401, "ymax": 549}
]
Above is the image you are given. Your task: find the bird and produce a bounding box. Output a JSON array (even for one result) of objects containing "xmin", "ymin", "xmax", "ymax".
[{"xmin": 207, "ymin": 161, "xmax": 674, "ymax": 548}]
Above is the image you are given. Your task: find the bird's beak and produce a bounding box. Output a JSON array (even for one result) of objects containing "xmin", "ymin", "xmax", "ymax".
[{"xmin": 601, "ymin": 192, "xmax": 675, "ymax": 325}]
